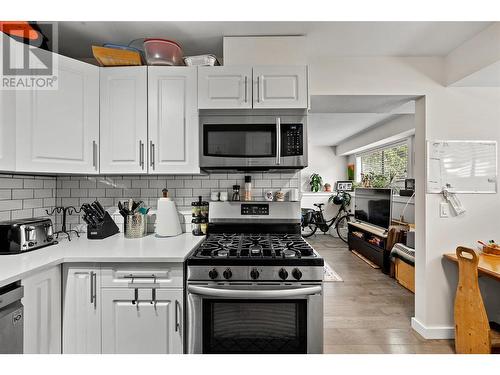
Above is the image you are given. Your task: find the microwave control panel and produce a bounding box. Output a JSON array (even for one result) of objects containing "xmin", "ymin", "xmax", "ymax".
[{"xmin": 281, "ymin": 124, "xmax": 303, "ymax": 156}]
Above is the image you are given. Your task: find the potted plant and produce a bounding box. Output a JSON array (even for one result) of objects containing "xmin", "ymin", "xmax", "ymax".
[{"xmin": 309, "ymin": 173, "xmax": 323, "ymax": 192}]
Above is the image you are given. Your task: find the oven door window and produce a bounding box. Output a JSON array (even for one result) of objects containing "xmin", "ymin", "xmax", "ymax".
[
  {"xmin": 203, "ymin": 124, "xmax": 276, "ymax": 158},
  {"xmin": 202, "ymin": 299, "xmax": 307, "ymax": 354}
]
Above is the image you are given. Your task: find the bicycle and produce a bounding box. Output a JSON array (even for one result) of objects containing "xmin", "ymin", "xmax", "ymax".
[{"xmin": 301, "ymin": 191, "xmax": 354, "ymax": 242}]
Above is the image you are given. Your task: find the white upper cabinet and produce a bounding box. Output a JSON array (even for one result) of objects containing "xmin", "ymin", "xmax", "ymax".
[
  {"xmin": 22, "ymin": 266, "xmax": 62, "ymax": 354},
  {"xmin": 16, "ymin": 51, "xmax": 100, "ymax": 174},
  {"xmin": 198, "ymin": 65, "xmax": 308, "ymax": 109},
  {"xmin": 252, "ymin": 66, "xmax": 308, "ymax": 108},
  {"xmin": 62, "ymin": 265, "xmax": 101, "ymax": 354},
  {"xmin": 0, "ymin": 90, "xmax": 16, "ymax": 172},
  {"xmin": 198, "ymin": 66, "xmax": 252, "ymax": 109},
  {"xmin": 148, "ymin": 67, "xmax": 199, "ymax": 174},
  {"xmin": 100, "ymin": 67, "xmax": 147, "ymax": 174},
  {"xmin": 101, "ymin": 288, "xmax": 183, "ymax": 354}
]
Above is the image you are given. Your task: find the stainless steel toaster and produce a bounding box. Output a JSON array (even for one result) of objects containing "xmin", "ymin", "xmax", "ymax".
[{"xmin": 0, "ymin": 217, "xmax": 57, "ymax": 255}]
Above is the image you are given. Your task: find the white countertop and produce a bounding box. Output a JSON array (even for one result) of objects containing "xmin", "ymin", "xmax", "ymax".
[{"xmin": 0, "ymin": 233, "xmax": 205, "ymax": 288}]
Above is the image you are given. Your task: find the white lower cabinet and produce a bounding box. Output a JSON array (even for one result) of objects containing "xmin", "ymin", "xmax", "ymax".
[
  {"xmin": 62, "ymin": 263, "xmax": 184, "ymax": 354},
  {"xmin": 101, "ymin": 288, "xmax": 183, "ymax": 354},
  {"xmin": 62, "ymin": 265, "xmax": 101, "ymax": 354},
  {"xmin": 22, "ymin": 266, "xmax": 62, "ymax": 354}
]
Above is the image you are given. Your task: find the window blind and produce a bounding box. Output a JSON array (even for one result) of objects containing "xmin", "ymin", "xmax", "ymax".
[{"xmin": 360, "ymin": 142, "xmax": 409, "ymax": 180}]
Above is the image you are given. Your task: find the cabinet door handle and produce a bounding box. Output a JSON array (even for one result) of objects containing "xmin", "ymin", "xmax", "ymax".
[
  {"xmin": 257, "ymin": 76, "xmax": 260, "ymax": 103},
  {"xmin": 90, "ymin": 271, "xmax": 94, "ymax": 305},
  {"xmin": 175, "ymin": 300, "xmax": 181, "ymax": 332},
  {"xmin": 92, "ymin": 272, "xmax": 97, "ymax": 310},
  {"xmin": 150, "ymin": 141, "xmax": 155, "ymax": 170},
  {"xmin": 276, "ymin": 117, "xmax": 281, "ymax": 165},
  {"xmin": 92, "ymin": 141, "xmax": 97, "ymax": 170},
  {"xmin": 244, "ymin": 76, "xmax": 248, "ymax": 103},
  {"xmin": 139, "ymin": 140, "xmax": 144, "ymax": 169}
]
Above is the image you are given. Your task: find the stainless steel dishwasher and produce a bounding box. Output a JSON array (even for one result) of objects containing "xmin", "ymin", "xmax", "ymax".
[{"xmin": 0, "ymin": 282, "xmax": 24, "ymax": 354}]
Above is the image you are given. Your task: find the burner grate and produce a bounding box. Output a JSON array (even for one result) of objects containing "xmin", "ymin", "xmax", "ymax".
[{"xmin": 195, "ymin": 233, "xmax": 315, "ymax": 259}]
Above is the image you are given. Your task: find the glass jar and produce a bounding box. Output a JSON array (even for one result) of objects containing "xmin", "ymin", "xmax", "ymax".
[
  {"xmin": 191, "ymin": 201, "xmax": 200, "ymax": 217},
  {"xmin": 200, "ymin": 218, "xmax": 208, "ymax": 235},
  {"xmin": 244, "ymin": 176, "xmax": 252, "ymax": 201},
  {"xmin": 191, "ymin": 217, "xmax": 203, "ymax": 236},
  {"xmin": 200, "ymin": 201, "xmax": 209, "ymax": 218}
]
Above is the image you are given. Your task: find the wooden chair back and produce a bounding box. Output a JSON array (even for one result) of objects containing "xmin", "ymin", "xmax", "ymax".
[{"xmin": 454, "ymin": 246, "xmax": 491, "ymax": 354}]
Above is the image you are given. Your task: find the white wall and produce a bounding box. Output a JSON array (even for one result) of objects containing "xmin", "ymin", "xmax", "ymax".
[
  {"xmin": 300, "ymin": 145, "xmax": 347, "ymax": 192},
  {"xmin": 336, "ymin": 114, "xmax": 415, "ymax": 156},
  {"xmin": 308, "ymin": 56, "xmax": 500, "ymax": 337}
]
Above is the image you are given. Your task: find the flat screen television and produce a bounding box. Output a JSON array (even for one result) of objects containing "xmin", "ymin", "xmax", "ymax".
[{"xmin": 354, "ymin": 188, "xmax": 392, "ymax": 230}]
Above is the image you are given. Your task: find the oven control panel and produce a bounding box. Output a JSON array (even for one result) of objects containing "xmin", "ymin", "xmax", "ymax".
[
  {"xmin": 281, "ymin": 124, "xmax": 303, "ymax": 157},
  {"xmin": 241, "ymin": 204, "xmax": 269, "ymax": 216}
]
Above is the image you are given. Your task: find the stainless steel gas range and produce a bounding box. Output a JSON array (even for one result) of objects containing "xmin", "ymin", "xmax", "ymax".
[{"xmin": 185, "ymin": 201, "xmax": 324, "ymax": 354}]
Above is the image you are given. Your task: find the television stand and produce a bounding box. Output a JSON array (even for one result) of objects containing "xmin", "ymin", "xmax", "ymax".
[{"xmin": 348, "ymin": 221, "xmax": 391, "ymax": 274}]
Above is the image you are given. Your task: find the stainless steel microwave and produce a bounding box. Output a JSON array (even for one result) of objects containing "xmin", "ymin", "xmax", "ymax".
[{"xmin": 199, "ymin": 113, "xmax": 308, "ymax": 172}]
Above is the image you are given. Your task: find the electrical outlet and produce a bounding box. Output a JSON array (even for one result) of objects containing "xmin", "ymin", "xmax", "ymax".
[{"xmin": 440, "ymin": 202, "xmax": 449, "ymax": 218}]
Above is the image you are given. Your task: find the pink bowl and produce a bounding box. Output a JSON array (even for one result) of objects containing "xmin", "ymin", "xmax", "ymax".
[{"xmin": 144, "ymin": 38, "xmax": 184, "ymax": 66}]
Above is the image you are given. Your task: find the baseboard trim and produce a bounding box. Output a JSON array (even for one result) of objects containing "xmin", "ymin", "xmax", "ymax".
[{"xmin": 411, "ymin": 317, "xmax": 455, "ymax": 339}]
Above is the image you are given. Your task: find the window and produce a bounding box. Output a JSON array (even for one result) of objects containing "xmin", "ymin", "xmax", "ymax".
[{"xmin": 356, "ymin": 141, "xmax": 410, "ymax": 182}]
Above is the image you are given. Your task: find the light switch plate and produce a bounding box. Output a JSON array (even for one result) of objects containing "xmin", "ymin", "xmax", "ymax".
[{"xmin": 440, "ymin": 202, "xmax": 449, "ymax": 218}]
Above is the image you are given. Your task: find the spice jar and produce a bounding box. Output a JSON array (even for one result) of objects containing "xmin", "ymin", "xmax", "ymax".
[
  {"xmin": 244, "ymin": 176, "xmax": 252, "ymax": 201},
  {"xmin": 200, "ymin": 201, "xmax": 209, "ymax": 218},
  {"xmin": 191, "ymin": 217, "xmax": 203, "ymax": 236},
  {"xmin": 191, "ymin": 196, "xmax": 203, "ymax": 217},
  {"xmin": 200, "ymin": 218, "xmax": 208, "ymax": 235}
]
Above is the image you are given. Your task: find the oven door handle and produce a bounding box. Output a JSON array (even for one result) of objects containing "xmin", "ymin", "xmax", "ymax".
[{"xmin": 187, "ymin": 285, "xmax": 321, "ymax": 299}]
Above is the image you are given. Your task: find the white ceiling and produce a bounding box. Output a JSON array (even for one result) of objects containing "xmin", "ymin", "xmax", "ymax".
[
  {"xmin": 54, "ymin": 21, "xmax": 492, "ymax": 59},
  {"xmin": 308, "ymin": 95, "xmax": 416, "ymax": 146}
]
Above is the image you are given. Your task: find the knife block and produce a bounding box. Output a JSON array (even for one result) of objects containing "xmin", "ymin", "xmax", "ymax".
[{"xmin": 87, "ymin": 212, "xmax": 120, "ymax": 240}]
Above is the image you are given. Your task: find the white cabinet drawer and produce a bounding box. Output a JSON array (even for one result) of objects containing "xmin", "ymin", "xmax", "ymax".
[{"xmin": 100, "ymin": 264, "xmax": 183, "ymax": 288}]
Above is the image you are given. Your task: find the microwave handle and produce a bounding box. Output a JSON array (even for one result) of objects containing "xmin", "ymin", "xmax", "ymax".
[
  {"xmin": 188, "ymin": 285, "xmax": 321, "ymax": 299},
  {"xmin": 276, "ymin": 117, "xmax": 281, "ymax": 165}
]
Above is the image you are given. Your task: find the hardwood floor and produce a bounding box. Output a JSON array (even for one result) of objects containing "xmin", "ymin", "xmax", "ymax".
[{"xmin": 307, "ymin": 234, "xmax": 455, "ymax": 354}]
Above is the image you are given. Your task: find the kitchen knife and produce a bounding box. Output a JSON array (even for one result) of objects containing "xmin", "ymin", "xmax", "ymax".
[
  {"xmin": 91, "ymin": 202, "xmax": 105, "ymax": 221},
  {"xmin": 94, "ymin": 200, "xmax": 106, "ymax": 218}
]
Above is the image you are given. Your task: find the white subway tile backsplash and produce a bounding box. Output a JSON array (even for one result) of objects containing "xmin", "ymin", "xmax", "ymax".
[
  {"xmin": 0, "ymin": 190, "xmax": 11, "ymax": 200},
  {"xmin": 23, "ymin": 198, "xmax": 44, "ymax": 209},
  {"xmin": 131, "ymin": 180, "xmax": 148, "ymax": 189},
  {"xmin": 184, "ymin": 179, "xmax": 202, "ymax": 188},
  {"xmin": 43, "ymin": 180, "xmax": 56, "ymax": 189},
  {"xmin": 149, "ymin": 180, "xmax": 168, "ymax": 189},
  {"xmin": 12, "ymin": 209, "xmax": 33, "ymax": 220},
  {"xmin": 0, "ymin": 172, "xmax": 298, "ymax": 232},
  {"xmin": 0, "ymin": 200, "xmax": 23, "ymax": 211},
  {"xmin": 12, "ymin": 189, "xmax": 34, "ymax": 199},
  {"xmin": 201, "ymin": 180, "xmax": 218, "ymax": 188},
  {"xmin": 34, "ymin": 189, "xmax": 53, "ymax": 199},
  {"xmin": 88, "ymin": 188, "xmax": 106, "ymax": 198},
  {"xmin": 0, "ymin": 178, "xmax": 23, "ymax": 189},
  {"xmin": 167, "ymin": 180, "xmax": 184, "ymax": 188},
  {"xmin": 61, "ymin": 180, "xmax": 79, "ymax": 189}
]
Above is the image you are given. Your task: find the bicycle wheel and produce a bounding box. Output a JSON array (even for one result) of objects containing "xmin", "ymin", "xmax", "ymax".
[
  {"xmin": 336, "ymin": 214, "xmax": 352, "ymax": 243},
  {"xmin": 301, "ymin": 223, "xmax": 318, "ymax": 238}
]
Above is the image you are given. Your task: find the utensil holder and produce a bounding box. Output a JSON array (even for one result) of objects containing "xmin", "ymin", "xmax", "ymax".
[
  {"xmin": 124, "ymin": 213, "xmax": 147, "ymax": 238},
  {"xmin": 87, "ymin": 212, "xmax": 120, "ymax": 240}
]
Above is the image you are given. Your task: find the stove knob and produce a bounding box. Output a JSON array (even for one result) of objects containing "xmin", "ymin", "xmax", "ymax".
[
  {"xmin": 250, "ymin": 268, "xmax": 260, "ymax": 280},
  {"xmin": 292, "ymin": 268, "xmax": 302, "ymax": 280},
  {"xmin": 208, "ymin": 269, "xmax": 219, "ymax": 280},
  {"xmin": 278, "ymin": 268, "xmax": 288, "ymax": 280},
  {"xmin": 223, "ymin": 268, "xmax": 232, "ymax": 280}
]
